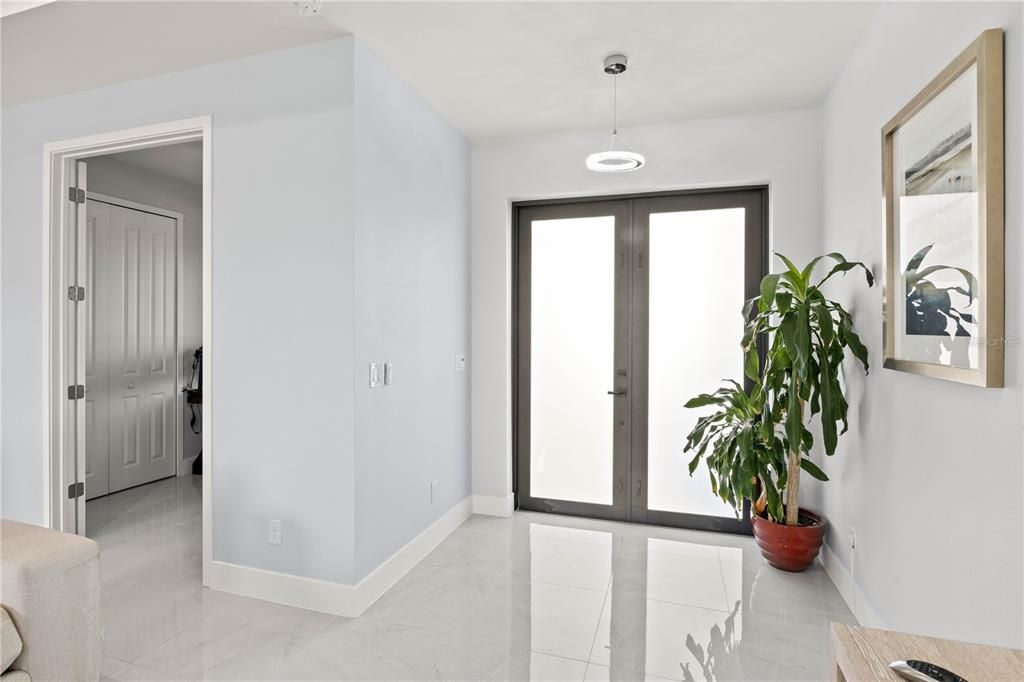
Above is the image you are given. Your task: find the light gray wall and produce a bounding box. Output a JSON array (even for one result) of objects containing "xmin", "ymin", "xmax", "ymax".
[
  {"xmin": 1, "ymin": 38, "xmax": 359, "ymax": 584},
  {"xmin": 86, "ymin": 155, "xmax": 203, "ymax": 469},
  {"xmin": 351, "ymin": 42, "xmax": 471, "ymax": 581},
  {"xmin": 813, "ymin": 1, "xmax": 1023, "ymax": 647},
  {"xmin": 470, "ymin": 109, "xmax": 824, "ymax": 501}
]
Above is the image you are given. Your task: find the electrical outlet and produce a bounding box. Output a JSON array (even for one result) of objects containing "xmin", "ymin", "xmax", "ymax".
[
  {"xmin": 430, "ymin": 480, "xmax": 439, "ymax": 504},
  {"xmin": 455, "ymin": 354, "xmax": 467, "ymax": 372},
  {"xmin": 383, "ymin": 362, "xmax": 393, "ymax": 385},
  {"xmin": 268, "ymin": 519, "xmax": 282, "ymax": 545}
]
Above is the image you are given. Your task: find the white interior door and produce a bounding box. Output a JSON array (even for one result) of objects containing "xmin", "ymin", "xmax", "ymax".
[
  {"xmin": 108, "ymin": 204, "xmax": 177, "ymax": 493},
  {"xmin": 85, "ymin": 200, "xmax": 178, "ymax": 496}
]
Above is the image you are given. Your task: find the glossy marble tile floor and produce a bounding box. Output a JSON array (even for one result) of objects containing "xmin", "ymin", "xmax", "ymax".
[{"xmin": 91, "ymin": 476, "xmax": 855, "ymax": 681}]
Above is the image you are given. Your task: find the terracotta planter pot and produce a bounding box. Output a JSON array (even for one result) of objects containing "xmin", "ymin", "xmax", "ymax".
[{"xmin": 752, "ymin": 509, "xmax": 826, "ymax": 572}]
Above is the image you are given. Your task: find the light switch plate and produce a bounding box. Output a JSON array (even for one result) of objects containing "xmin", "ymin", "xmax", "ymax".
[
  {"xmin": 455, "ymin": 354, "xmax": 467, "ymax": 372},
  {"xmin": 369, "ymin": 362, "xmax": 382, "ymax": 388},
  {"xmin": 383, "ymin": 362, "xmax": 393, "ymax": 385}
]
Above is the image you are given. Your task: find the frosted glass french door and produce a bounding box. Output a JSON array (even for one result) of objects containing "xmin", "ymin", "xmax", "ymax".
[{"xmin": 515, "ymin": 189, "xmax": 765, "ymax": 532}]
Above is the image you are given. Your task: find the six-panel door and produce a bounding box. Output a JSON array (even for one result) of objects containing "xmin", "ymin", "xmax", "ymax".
[{"xmin": 86, "ymin": 199, "xmax": 177, "ymax": 498}]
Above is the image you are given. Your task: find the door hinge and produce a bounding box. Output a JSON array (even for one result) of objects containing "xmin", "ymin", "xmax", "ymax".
[
  {"xmin": 68, "ymin": 187, "xmax": 85, "ymax": 204},
  {"xmin": 67, "ymin": 384, "xmax": 85, "ymax": 400},
  {"xmin": 67, "ymin": 285, "xmax": 86, "ymax": 302},
  {"xmin": 67, "ymin": 481, "xmax": 85, "ymax": 499}
]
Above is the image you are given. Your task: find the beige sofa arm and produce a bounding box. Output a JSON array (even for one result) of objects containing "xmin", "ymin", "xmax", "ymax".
[{"xmin": 1, "ymin": 520, "xmax": 100, "ymax": 682}]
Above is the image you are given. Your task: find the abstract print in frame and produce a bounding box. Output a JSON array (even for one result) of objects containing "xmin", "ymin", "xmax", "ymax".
[{"xmin": 882, "ymin": 28, "xmax": 1004, "ymax": 387}]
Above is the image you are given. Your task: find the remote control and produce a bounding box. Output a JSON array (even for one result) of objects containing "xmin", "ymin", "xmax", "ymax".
[{"xmin": 890, "ymin": 659, "xmax": 968, "ymax": 682}]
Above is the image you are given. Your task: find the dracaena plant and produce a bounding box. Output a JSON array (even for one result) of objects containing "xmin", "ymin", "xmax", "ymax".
[{"xmin": 684, "ymin": 253, "xmax": 873, "ymax": 527}]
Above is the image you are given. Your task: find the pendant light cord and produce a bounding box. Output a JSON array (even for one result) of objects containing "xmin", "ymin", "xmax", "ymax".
[{"xmin": 612, "ymin": 74, "xmax": 618, "ymax": 135}]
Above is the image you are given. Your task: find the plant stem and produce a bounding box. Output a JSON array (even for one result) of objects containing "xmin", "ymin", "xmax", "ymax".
[
  {"xmin": 785, "ymin": 396, "xmax": 804, "ymax": 526},
  {"xmin": 785, "ymin": 449, "xmax": 800, "ymax": 526}
]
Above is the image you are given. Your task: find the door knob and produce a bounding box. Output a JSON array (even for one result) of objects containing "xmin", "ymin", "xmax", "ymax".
[
  {"xmin": 607, "ymin": 389, "xmax": 627, "ymax": 396},
  {"xmin": 127, "ymin": 383, "xmax": 135, "ymax": 390}
]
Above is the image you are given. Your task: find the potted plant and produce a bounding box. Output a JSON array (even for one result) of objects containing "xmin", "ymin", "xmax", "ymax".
[{"xmin": 684, "ymin": 253, "xmax": 873, "ymax": 571}]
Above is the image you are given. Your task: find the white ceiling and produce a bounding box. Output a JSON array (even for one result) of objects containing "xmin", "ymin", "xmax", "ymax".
[
  {"xmin": 2, "ymin": 1, "xmax": 880, "ymax": 140},
  {"xmin": 101, "ymin": 140, "xmax": 203, "ymax": 187},
  {"xmin": 1, "ymin": 1, "xmax": 346, "ymax": 106}
]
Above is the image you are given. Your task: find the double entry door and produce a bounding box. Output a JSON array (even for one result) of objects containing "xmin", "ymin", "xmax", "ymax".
[
  {"xmin": 515, "ymin": 188, "xmax": 766, "ymax": 532},
  {"xmin": 84, "ymin": 197, "xmax": 178, "ymax": 499}
]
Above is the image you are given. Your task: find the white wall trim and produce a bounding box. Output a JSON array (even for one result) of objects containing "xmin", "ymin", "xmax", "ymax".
[
  {"xmin": 208, "ymin": 495, "xmax": 473, "ymax": 617},
  {"xmin": 472, "ymin": 493, "xmax": 514, "ymax": 517},
  {"xmin": 820, "ymin": 540, "xmax": 886, "ymax": 629}
]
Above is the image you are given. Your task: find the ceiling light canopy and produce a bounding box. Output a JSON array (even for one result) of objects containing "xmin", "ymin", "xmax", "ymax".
[{"xmin": 586, "ymin": 54, "xmax": 645, "ymax": 173}]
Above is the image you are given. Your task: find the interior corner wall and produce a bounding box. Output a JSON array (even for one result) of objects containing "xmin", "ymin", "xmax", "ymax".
[
  {"xmin": 470, "ymin": 109, "xmax": 824, "ymax": 503},
  {"xmin": 0, "ymin": 38, "xmax": 359, "ymax": 585},
  {"xmin": 86, "ymin": 156, "xmax": 204, "ymax": 469},
  {"xmin": 814, "ymin": 1, "xmax": 1023, "ymax": 647},
  {"xmin": 351, "ymin": 40, "xmax": 472, "ymax": 582}
]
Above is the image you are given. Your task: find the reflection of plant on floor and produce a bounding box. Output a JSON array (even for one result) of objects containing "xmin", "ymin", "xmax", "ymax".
[
  {"xmin": 681, "ymin": 599, "xmax": 742, "ymax": 682},
  {"xmin": 905, "ymin": 244, "xmax": 978, "ymax": 337}
]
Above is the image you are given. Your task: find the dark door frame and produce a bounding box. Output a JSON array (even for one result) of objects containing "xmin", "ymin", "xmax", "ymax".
[{"xmin": 511, "ymin": 185, "xmax": 769, "ymax": 535}]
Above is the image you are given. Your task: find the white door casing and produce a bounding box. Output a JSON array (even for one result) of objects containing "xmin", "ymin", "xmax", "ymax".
[{"xmin": 43, "ymin": 116, "xmax": 211, "ymax": 586}]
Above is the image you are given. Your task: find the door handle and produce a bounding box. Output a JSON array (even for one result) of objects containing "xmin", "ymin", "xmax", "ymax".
[{"xmin": 607, "ymin": 389, "xmax": 627, "ymax": 396}]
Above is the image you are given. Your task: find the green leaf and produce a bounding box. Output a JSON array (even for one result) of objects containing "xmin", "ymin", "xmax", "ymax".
[
  {"xmin": 800, "ymin": 458, "xmax": 829, "ymax": 481},
  {"xmin": 814, "ymin": 252, "xmax": 875, "ymax": 288},
  {"xmin": 758, "ymin": 274, "xmax": 781, "ymax": 313},
  {"xmin": 839, "ymin": 323, "xmax": 870, "ymax": 373},
  {"xmin": 819, "ymin": 350, "xmax": 838, "ymax": 455},
  {"xmin": 685, "ymin": 394, "xmax": 720, "ymax": 409},
  {"xmin": 776, "ymin": 292, "xmax": 793, "ymax": 314},
  {"xmin": 744, "ymin": 346, "xmax": 760, "ymax": 382},
  {"xmin": 779, "ymin": 314, "xmax": 808, "ymax": 378},
  {"xmin": 762, "ymin": 475, "xmax": 782, "ymax": 521},
  {"xmin": 775, "ymin": 253, "xmax": 803, "ymax": 281},
  {"xmin": 688, "ymin": 451, "xmax": 702, "ymax": 476},
  {"xmin": 814, "ymin": 301, "xmax": 835, "ymax": 346}
]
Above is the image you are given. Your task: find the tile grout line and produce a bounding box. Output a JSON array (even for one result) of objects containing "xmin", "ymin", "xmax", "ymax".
[{"xmin": 583, "ymin": 590, "xmax": 611, "ymax": 670}]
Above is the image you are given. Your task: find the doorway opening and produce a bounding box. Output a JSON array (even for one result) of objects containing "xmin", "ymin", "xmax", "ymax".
[
  {"xmin": 512, "ymin": 187, "xmax": 767, "ymax": 534},
  {"xmin": 43, "ymin": 117, "xmax": 212, "ymax": 584}
]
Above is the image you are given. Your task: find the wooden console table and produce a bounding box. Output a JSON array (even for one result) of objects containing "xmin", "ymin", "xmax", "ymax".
[{"xmin": 831, "ymin": 623, "xmax": 1024, "ymax": 681}]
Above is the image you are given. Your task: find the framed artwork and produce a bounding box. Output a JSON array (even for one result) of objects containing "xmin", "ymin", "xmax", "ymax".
[{"xmin": 882, "ymin": 28, "xmax": 1004, "ymax": 387}]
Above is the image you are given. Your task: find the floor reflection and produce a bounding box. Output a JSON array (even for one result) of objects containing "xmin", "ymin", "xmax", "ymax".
[{"xmin": 94, "ymin": 488, "xmax": 854, "ymax": 681}]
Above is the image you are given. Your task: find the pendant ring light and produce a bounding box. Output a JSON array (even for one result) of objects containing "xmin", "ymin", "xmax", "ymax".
[{"xmin": 586, "ymin": 54, "xmax": 645, "ymax": 173}]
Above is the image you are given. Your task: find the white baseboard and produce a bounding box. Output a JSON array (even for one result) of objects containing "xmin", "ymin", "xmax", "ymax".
[
  {"xmin": 207, "ymin": 495, "xmax": 473, "ymax": 617},
  {"xmin": 208, "ymin": 559, "xmax": 360, "ymax": 616},
  {"xmin": 820, "ymin": 540, "xmax": 886, "ymax": 628},
  {"xmin": 472, "ymin": 493, "xmax": 514, "ymax": 517}
]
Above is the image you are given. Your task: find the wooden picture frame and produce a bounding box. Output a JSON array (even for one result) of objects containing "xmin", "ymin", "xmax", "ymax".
[{"xmin": 882, "ymin": 28, "xmax": 1004, "ymax": 387}]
